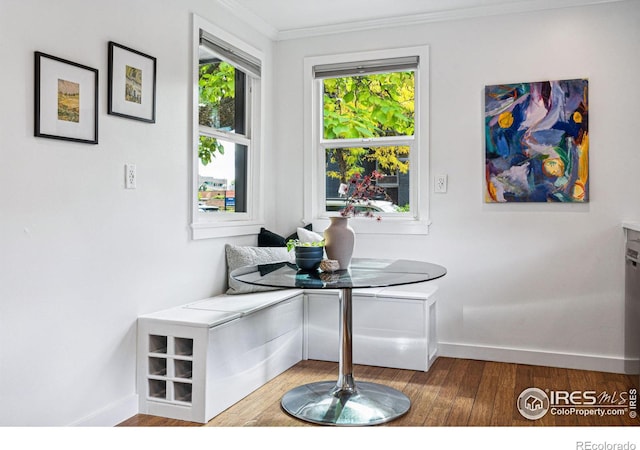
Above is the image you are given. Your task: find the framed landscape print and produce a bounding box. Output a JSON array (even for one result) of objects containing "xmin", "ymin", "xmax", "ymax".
[
  {"xmin": 34, "ymin": 52, "xmax": 99, "ymax": 144},
  {"xmin": 484, "ymin": 78, "xmax": 589, "ymax": 203},
  {"xmin": 108, "ymin": 41, "xmax": 156, "ymax": 123}
]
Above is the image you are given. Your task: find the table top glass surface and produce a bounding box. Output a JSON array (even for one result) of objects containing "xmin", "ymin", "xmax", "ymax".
[{"xmin": 230, "ymin": 258, "xmax": 446, "ymax": 290}]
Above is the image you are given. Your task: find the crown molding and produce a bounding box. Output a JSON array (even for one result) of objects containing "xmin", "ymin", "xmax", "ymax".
[
  {"xmin": 217, "ymin": 0, "xmax": 625, "ymax": 42},
  {"xmin": 215, "ymin": 0, "xmax": 279, "ymax": 40}
]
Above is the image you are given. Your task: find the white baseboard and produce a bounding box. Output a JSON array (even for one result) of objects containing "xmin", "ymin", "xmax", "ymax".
[
  {"xmin": 438, "ymin": 342, "xmax": 634, "ymax": 374},
  {"xmin": 69, "ymin": 394, "xmax": 139, "ymax": 427}
]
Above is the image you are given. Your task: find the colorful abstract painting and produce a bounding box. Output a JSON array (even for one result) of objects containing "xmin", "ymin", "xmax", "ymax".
[{"xmin": 485, "ymin": 79, "xmax": 589, "ymax": 203}]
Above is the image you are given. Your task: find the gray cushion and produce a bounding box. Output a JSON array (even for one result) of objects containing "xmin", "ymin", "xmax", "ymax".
[{"xmin": 225, "ymin": 244, "xmax": 294, "ymax": 294}]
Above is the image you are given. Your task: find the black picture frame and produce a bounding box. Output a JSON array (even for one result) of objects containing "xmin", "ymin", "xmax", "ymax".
[
  {"xmin": 34, "ymin": 52, "xmax": 99, "ymax": 144},
  {"xmin": 108, "ymin": 41, "xmax": 156, "ymax": 123}
]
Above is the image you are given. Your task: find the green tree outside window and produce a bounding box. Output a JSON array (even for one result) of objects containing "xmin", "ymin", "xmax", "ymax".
[{"xmin": 323, "ymin": 71, "xmax": 414, "ymax": 183}]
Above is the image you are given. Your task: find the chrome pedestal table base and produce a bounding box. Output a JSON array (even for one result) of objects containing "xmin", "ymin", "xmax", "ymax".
[
  {"xmin": 281, "ymin": 381, "xmax": 410, "ymax": 426},
  {"xmin": 281, "ymin": 287, "xmax": 411, "ymax": 426}
]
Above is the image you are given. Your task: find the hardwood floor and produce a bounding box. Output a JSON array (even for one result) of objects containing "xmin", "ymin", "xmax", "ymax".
[{"xmin": 118, "ymin": 357, "xmax": 639, "ymax": 427}]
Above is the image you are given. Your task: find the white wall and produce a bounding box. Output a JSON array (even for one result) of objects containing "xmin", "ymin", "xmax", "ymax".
[
  {"xmin": 273, "ymin": 2, "xmax": 640, "ymax": 371},
  {"xmin": 2, "ymin": 0, "xmax": 638, "ymax": 428},
  {"xmin": 0, "ymin": 0, "xmax": 274, "ymax": 426}
]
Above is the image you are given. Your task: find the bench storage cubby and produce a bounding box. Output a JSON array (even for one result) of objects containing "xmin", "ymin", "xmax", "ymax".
[{"xmin": 137, "ymin": 289, "xmax": 304, "ymax": 423}]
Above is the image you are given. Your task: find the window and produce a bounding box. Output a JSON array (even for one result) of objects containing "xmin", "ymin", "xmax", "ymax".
[
  {"xmin": 304, "ymin": 47, "xmax": 430, "ymax": 235},
  {"xmin": 191, "ymin": 15, "xmax": 264, "ymax": 239}
]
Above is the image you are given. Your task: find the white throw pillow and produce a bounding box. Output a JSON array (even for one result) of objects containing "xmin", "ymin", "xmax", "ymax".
[
  {"xmin": 225, "ymin": 244, "xmax": 294, "ymax": 294},
  {"xmin": 297, "ymin": 227, "xmax": 324, "ymax": 243}
]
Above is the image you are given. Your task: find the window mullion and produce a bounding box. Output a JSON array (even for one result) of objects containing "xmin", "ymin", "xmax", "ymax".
[
  {"xmin": 319, "ymin": 135, "xmax": 415, "ymax": 149},
  {"xmin": 198, "ymin": 125, "xmax": 251, "ymax": 146}
]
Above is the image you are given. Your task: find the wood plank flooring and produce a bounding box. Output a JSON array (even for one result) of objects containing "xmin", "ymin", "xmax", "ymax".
[{"xmin": 118, "ymin": 357, "xmax": 639, "ymax": 427}]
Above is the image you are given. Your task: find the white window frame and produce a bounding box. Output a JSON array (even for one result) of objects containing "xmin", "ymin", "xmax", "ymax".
[
  {"xmin": 303, "ymin": 46, "xmax": 431, "ymax": 235},
  {"xmin": 191, "ymin": 14, "xmax": 265, "ymax": 239}
]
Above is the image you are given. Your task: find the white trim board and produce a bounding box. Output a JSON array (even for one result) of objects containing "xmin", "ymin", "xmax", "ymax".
[
  {"xmin": 438, "ymin": 342, "xmax": 636, "ymax": 374},
  {"xmin": 68, "ymin": 394, "xmax": 138, "ymax": 427}
]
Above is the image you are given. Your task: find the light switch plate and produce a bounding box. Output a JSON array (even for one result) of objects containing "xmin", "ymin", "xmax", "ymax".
[
  {"xmin": 125, "ymin": 164, "xmax": 136, "ymax": 189},
  {"xmin": 435, "ymin": 174, "xmax": 447, "ymax": 193}
]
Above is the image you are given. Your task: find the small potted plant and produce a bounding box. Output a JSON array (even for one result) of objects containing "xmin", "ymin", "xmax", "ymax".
[{"xmin": 287, "ymin": 239, "xmax": 325, "ymax": 271}]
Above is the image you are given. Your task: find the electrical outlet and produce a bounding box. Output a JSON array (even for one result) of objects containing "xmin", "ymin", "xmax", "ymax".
[
  {"xmin": 435, "ymin": 174, "xmax": 447, "ymax": 193},
  {"xmin": 125, "ymin": 164, "xmax": 136, "ymax": 189}
]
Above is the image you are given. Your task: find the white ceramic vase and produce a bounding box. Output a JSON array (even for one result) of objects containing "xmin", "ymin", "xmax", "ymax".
[{"xmin": 324, "ymin": 216, "xmax": 355, "ymax": 270}]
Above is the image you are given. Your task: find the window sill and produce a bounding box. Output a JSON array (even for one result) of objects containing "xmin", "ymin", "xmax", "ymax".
[
  {"xmin": 191, "ymin": 221, "xmax": 264, "ymax": 240},
  {"xmin": 310, "ymin": 216, "xmax": 430, "ymax": 236}
]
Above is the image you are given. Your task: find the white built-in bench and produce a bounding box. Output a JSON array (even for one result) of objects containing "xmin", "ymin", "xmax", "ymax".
[
  {"xmin": 137, "ymin": 289, "xmax": 304, "ymax": 423},
  {"xmin": 136, "ymin": 283, "xmax": 438, "ymax": 423},
  {"xmin": 305, "ymin": 283, "xmax": 438, "ymax": 372}
]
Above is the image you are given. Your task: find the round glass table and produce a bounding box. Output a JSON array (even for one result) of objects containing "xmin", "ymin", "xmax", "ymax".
[{"xmin": 231, "ymin": 257, "xmax": 447, "ymax": 426}]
